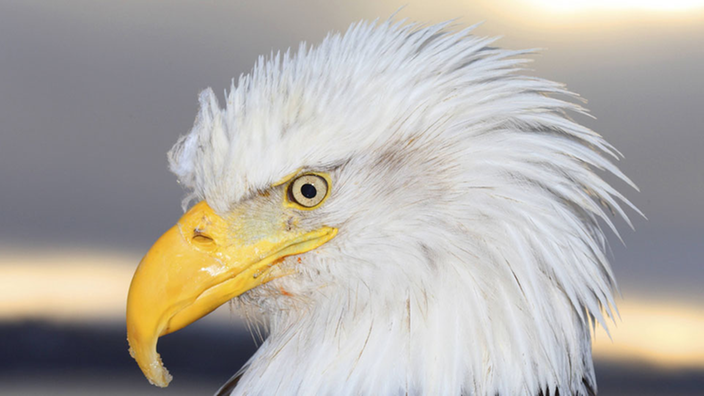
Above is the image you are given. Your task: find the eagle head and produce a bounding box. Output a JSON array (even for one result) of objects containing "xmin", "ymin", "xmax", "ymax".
[{"xmin": 126, "ymin": 20, "xmax": 636, "ymax": 395}]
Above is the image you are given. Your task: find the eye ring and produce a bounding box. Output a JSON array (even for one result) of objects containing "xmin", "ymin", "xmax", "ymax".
[{"xmin": 288, "ymin": 173, "xmax": 329, "ymax": 209}]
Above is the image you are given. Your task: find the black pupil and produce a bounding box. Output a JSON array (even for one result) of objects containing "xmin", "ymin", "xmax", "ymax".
[{"xmin": 301, "ymin": 183, "xmax": 317, "ymax": 199}]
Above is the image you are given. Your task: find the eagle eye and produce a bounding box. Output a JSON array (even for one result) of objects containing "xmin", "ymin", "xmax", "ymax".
[{"xmin": 288, "ymin": 174, "xmax": 329, "ymax": 209}]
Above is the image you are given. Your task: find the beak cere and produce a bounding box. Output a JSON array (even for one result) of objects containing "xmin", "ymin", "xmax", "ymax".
[{"xmin": 126, "ymin": 201, "xmax": 337, "ymax": 387}]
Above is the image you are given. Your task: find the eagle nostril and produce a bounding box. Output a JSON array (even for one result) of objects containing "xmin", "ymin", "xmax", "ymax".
[{"xmin": 192, "ymin": 229, "xmax": 216, "ymax": 246}]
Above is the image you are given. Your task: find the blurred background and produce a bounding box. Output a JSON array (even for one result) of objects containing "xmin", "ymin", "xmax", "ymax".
[{"xmin": 1, "ymin": 0, "xmax": 703, "ymax": 395}]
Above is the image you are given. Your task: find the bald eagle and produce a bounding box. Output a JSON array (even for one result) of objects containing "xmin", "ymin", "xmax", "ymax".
[{"xmin": 126, "ymin": 19, "xmax": 637, "ymax": 396}]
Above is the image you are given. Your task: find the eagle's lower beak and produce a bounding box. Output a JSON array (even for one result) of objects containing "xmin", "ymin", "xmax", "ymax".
[{"xmin": 126, "ymin": 201, "xmax": 336, "ymax": 387}]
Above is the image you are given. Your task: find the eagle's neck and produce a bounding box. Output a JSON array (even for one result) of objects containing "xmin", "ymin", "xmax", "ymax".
[{"xmin": 230, "ymin": 260, "xmax": 598, "ymax": 396}]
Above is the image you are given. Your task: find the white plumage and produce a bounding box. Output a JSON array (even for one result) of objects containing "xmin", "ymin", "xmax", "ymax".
[{"xmin": 168, "ymin": 19, "xmax": 637, "ymax": 396}]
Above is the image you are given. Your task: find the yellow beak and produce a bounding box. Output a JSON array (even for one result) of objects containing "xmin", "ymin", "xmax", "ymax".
[{"xmin": 126, "ymin": 201, "xmax": 336, "ymax": 387}]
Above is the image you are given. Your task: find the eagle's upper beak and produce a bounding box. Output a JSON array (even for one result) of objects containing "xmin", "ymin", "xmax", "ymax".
[{"xmin": 126, "ymin": 201, "xmax": 336, "ymax": 387}]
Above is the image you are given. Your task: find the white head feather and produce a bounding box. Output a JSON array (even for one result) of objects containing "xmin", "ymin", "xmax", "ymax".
[{"xmin": 168, "ymin": 19, "xmax": 637, "ymax": 396}]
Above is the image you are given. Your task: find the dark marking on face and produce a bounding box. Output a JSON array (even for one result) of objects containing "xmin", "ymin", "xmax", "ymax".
[{"xmin": 419, "ymin": 242, "xmax": 438, "ymax": 272}]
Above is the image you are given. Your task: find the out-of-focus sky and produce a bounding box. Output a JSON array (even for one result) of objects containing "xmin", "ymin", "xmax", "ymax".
[{"xmin": 1, "ymin": 0, "xmax": 703, "ymax": 394}]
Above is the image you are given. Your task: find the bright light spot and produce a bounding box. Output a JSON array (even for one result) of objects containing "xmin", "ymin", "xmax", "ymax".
[
  {"xmin": 0, "ymin": 249, "xmax": 235, "ymax": 323},
  {"xmin": 527, "ymin": 0, "xmax": 704, "ymax": 12},
  {"xmin": 593, "ymin": 300, "xmax": 704, "ymax": 370},
  {"xmin": 0, "ymin": 250, "xmax": 139, "ymax": 322},
  {"xmin": 1, "ymin": 249, "xmax": 704, "ymax": 370}
]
